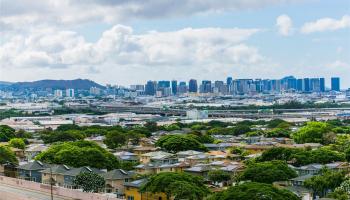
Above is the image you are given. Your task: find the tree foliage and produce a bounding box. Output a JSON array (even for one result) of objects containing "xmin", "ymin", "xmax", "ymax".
[
  {"xmin": 208, "ymin": 182, "xmax": 300, "ymax": 200},
  {"xmin": 103, "ymin": 130, "xmax": 127, "ymax": 149},
  {"xmin": 73, "ymin": 172, "xmax": 105, "ymax": 193},
  {"xmin": 257, "ymin": 147, "xmax": 345, "ymax": 166},
  {"xmin": 0, "ymin": 145, "xmax": 18, "ymax": 165},
  {"xmin": 208, "ymin": 170, "xmax": 231, "ymax": 183},
  {"xmin": 35, "ymin": 141, "xmax": 119, "ymax": 170},
  {"xmin": 292, "ymin": 121, "xmax": 333, "ymax": 144},
  {"xmin": 155, "ymin": 135, "xmax": 207, "ymax": 153},
  {"xmin": 304, "ymin": 169, "xmax": 345, "ymax": 198},
  {"xmin": 141, "ymin": 172, "xmax": 210, "ymax": 200},
  {"xmin": 9, "ymin": 138, "xmax": 26, "ymax": 149},
  {"xmin": 40, "ymin": 130, "xmax": 86, "ymax": 143},
  {"xmin": 0, "ymin": 125, "xmax": 15, "ymax": 142},
  {"xmin": 241, "ymin": 160, "xmax": 297, "ymax": 183}
]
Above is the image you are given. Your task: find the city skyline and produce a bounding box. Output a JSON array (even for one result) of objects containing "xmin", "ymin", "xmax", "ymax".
[{"xmin": 1, "ymin": 1, "xmax": 349, "ymax": 87}]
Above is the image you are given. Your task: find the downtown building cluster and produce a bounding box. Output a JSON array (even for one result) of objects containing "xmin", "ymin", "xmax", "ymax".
[{"xmin": 133, "ymin": 76, "xmax": 341, "ymax": 97}]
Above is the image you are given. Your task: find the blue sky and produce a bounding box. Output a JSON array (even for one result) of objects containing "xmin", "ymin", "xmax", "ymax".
[{"xmin": 1, "ymin": 0, "xmax": 349, "ymax": 88}]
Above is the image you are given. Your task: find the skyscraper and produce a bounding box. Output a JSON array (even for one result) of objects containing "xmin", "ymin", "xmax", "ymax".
[
  {"xmin": 188, "ymin": 79, "xmax": 198, "ymax": 93},
  {"xmin": 145, "ymin": 81, "xmax": 157, "ymax": 95},
  {"xmin": 331, "ymin": 77, "xmax": 340, "ymax": 91},
  {"xmin": 201, "ymin": 80, "xmax": 212, "ymax": 93},
  {"xmin": 171, "ymin": 80, "xmax": 177, "ymax": 95},
  {"xmin": 65, "ymin": 89, "xmax": 74, "ymax": 98},
  {"xmin": 320, "ymin": 78, "xmax": 325, "ymax": 92},
  {"xmin": 296, "ymin": 79, "xmax": 303, "ymax": 91},
  {"xmin": 226, "ymin": 77, "xmax": 233, "ymax": 86},
  {"xmin": 303, "ymin": 78, "xmax": 310, "ymax": 92}
]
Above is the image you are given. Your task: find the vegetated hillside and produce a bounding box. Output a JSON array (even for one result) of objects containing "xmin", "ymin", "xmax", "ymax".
[{"xmin": 6, "ymin": 79, "xmax": 105, "ymax": 90}]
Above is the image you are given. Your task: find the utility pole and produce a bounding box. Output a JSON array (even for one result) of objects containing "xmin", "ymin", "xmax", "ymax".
[{"xmin": 50, "ymin": 166, "xmax": 53, "ymax": 200}]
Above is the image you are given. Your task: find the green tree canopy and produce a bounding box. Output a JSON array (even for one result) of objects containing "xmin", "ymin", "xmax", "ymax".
[
  {"xmin": 292, "ymin": 121, "xmax": 332, "ymax": 144},
  {"xmin": 257, "ymin": 147, "xmax": 345, "ymax": 166},
  {"xmin": 73, "ymin": 172, "xmax": 105, "ymax": 193},
  {"xmin": 241, "ymin": 160, "xmax": 297, "ymax": 183},
  {"xmin": 0, "ymin": 125, "xmax": 15, "ymax": 142},
  {"xmin": 103, "ymin": 130, "xmax": 127, "ymax": 149},
  {"xmin": 40, "ymin": 130, "xmax": 86, "ymax": 143},
  {"xmin": 35, "ymin": 141, "xmax": 119, "ymax": 170},
  {"xmin": 0, "ymin": 145, "xmax": 18, "ymax": 165},
  {"xmin": 208, "ymin": 182, "xmax": 300, "ymax": 200},
  {"xmin": 141, "ymin": 172, "xmax": 210, "ymax": 200},
  {"xmin": 9, "ymin": 138, "xmax": 26, "ymax": 149},
  {"xmin": 304, "ymin": 169, "xmax": 345, "ymax": 198},
  {"xmin": 155, "ymin": 134, "xmax": 207, "ymax": 153},
  {"xmin": 208, "ymin": 170, "xmax": 231, "ymax": 183}
]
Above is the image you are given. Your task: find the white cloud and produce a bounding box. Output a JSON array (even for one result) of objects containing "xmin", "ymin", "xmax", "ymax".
[
  {"xmin": 276, "ymin": 14, "xmax": 293, "ymax": 36},
  {"xmin": 0, "ymin": 25, "xmax": 269, "ymax": 83},
  {"xmin": 0, "ymin": 0, "xmax": 301, "ymax": 31},
  {"xmin": 301, "ymin": 15, "xmax": 350, "ymax": 34}
]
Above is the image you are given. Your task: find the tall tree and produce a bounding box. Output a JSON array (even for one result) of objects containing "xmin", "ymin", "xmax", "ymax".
[
  {"xmin": 73, "ymin": 172, "xmax": 105, "ymax": 193},
  {"xmin": 241, "ymin": 160, "xmax": 297, "ymax": 184},
  {"xmin": 141, "ymin": 172, "xmax": 209, "ymax": 200},
  {"xmin": 208, "ymin": 182, "xmax": 299, "ymax": 200},
  {"xmin": 0, "ymin": 145, "xmax": 18, "ymax": 164}
]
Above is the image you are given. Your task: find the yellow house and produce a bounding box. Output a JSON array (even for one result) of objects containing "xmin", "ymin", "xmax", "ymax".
[{"xmin": 124, "ymin": 179, "xmax": 168, "ymax": 200}]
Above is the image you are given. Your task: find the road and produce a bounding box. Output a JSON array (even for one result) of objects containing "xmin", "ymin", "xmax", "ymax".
[{"xmin": 0, "ymin": 183, "xmax": 72, "ymax": 200}]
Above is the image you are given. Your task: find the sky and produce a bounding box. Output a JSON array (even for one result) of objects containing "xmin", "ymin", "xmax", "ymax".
[{"xmin": 0, "ymin": 0, "xmax": 350, "ymax": 88}]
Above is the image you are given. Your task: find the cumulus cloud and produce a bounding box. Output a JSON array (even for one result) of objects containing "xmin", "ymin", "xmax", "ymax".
[
  {"xmin": 0, "ymin": 0, "xmax": 301, "ymax": 31},
  {"xmin": 301, "ymin": 15, "xmax": 350, "ymax": 34},
  {"xmin": 0, "ymin": 24, "xmax": 262, "ymax": 69},
  {"xmin": 276, "ymin": 14, "xmax": 293, "ymax": 36}
]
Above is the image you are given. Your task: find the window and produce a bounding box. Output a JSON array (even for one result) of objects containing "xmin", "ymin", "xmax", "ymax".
[{"xmin": 127, "ymin": 196, "xmax": 134, "ymax": 200}]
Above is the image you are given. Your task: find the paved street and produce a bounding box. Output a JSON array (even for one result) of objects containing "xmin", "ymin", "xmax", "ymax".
[{"xmin": 0, "ymin": 183, "xmax": 72, "ymax": 200}]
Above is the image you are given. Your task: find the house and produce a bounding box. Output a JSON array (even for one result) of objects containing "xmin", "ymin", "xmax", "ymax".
[
  {"xmin": 184, "ymin": 164, "xmax": 215, "ymax": 179},
  {"xmin": 294, "ymin": 162, "xmax": 350, "ymax": 176},
  {"xmin": 24, "ymin": 144, "xmax": 48, "ymax": 161},
  {"xmin": 102, "ymin": 169, "xmax": 134, "ymax": 197},
  {"xmin": 11, "ymin": 147, "xmax": 25, "ymax": 161},
  {"xmin": 124, "ymin": 179, "xmax": 167, "ymax": 200},
  {"xmin": 290, "ymin": 174, "xmax": 315, "ymax": 187},
  {"xmin": 133, "ymin": 147, "xmax": 158, "ymax": 156},
  {"xmin": 203, "ymin": 143, "xmax": 233, "ymax": 151},
  {"xmin": 176, "ymin": 150, "xmax": 203, "ymax": 159},
  {"xmin": 62, "ymin": 166, "xmax": 105, "ymax": 188},
  {"xmin": 17, "ymin": 160, "xmax": 50, "ymax": 182},
  {"xmin": 140, "ymin": 151, "xmax": 173, "ymax": 164},
  {"xmin": 134, "ymin": 162, "xmax": 189, "ymax": 175},
  {"xmin": 0, "ymin": 162, "xmax": 17, "ymax": 177},
  {"xmin": 40, "ymin": 164, "xmax": 71, "ymax": 186},
  {"xmin": 185, "ymin": 153, "xmax": 225, "ymax": 166},
  {"xmin": 114, "ymin": 151, "xmax": 139, "ymax": 163}
]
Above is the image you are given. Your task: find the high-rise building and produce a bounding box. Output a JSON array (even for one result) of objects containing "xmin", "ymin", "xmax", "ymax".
[
  {"xmin": 171, "ymin": 80, "xmax": 177, "ymax": 95},
  {"xmin": 90, "ymin": 87, "xmax": 101, "ymax": 96},
  {"xmin": 157, "ymin": 80, "xmax": 170, "ymax": 88},
  {"xmin": 178, "ymin": 81, "xmax": 188, "ymax": 94},
  {"xmin": 145, "ymin": 81, "xmax": 157, "ymax": 95},
  {"xmin": 320, "ymin": 78, "xmax": 325, "ymax": 92},
  {"xmin": 296, "ymin": 79, "xmax": 303, "ymax": 91},
  {"xmin": 310, "ymin": 78, "xmax": 321, "ymax": 92},
  {"xmin": 226, "ymin": 77, "xmax": 233, "ymax": 86},
  {"xmin": 54, "ymin": 89, "xmax": 63, "ymax": 97},
  {"xmin": 331, "ymin": 77, "xmax": 340, "ymax": 91},
  {"xmin": 65, "ymin": 88, "xmax": 74, "ymax": 98},
  {"xmin": 303, "ymin": 78, "xmax": 310, "ymax": 92},
  {"xmin": 188, "ymin": 79, "xmax": 198, "ymax": 93},
  {"xmin": 201, "ymin": 80, "xmax": 212, "ymax": 93}
]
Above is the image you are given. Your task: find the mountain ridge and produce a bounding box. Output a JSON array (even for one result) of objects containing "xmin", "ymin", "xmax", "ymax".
[{"xmin": 2, "ymin": 79, "xmax": 105, "ymax": 90}]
